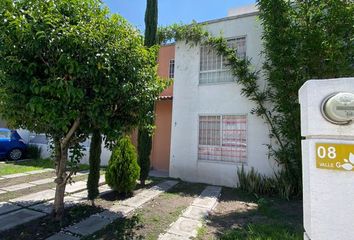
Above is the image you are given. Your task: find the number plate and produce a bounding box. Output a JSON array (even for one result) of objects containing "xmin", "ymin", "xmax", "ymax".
[{"xmin": 316, "ymin": 143, "xmax": 354, "ymax": 171}]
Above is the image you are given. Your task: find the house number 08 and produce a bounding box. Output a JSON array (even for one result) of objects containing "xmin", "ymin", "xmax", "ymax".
[{"xmin": 317, "ymin": 146, "xmax": 337, "ymax": 159}]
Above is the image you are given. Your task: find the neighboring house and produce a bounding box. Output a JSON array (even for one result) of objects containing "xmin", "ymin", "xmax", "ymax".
[
  {"xmin": 169, "ymin": 6, "xmax": 278, "ymax": 187},
  {"xmin": 150, "ymin": 44, "xmax": 175, "ymax": 172}
]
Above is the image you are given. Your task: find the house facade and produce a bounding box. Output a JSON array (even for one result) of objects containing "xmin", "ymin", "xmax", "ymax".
[{"xmin": 169, "ymin": 8, "xmax": 277, "ymax": 187}]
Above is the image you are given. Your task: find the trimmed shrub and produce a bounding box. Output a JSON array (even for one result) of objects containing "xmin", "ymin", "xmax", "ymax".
[
  {"xmin": 105, "ymin": 136, "xmax": 140, "ymax": 194},
  {"xmin": 26, "ymin": 144, "xmax": 42, "ymax": 159}
]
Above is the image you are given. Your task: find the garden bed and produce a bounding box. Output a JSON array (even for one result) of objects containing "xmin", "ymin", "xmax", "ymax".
[{"xmin": 196, "ymin": 188, "xmax": 303, "ymax": 240}]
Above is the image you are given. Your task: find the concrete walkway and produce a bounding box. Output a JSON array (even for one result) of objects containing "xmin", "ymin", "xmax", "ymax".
[
  {"xmin": 47, "ymin": 180, "xmax": 179, "ymax": 240},
  {"xmin": 0, "ymin": 174, "xmax": 105, "ymax": 232},
  {"xmin": 0, "ymin": 171, "xmax": 89, "ymax": 195},
  {"xmin": 0, "ymin": 168, "xmax": 54, "ymax": 179},
  {"xmin": 158, "ymin": 185, "xmax": 222, "ymax": 240}
]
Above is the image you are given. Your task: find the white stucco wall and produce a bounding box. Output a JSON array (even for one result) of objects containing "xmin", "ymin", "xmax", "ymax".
[
  {"xmin": 17, "ymin": 129, "xmax": 111, "ymax": 166},
  {"xmin": 170, "ymin": 13, "xmax": 277, "ymax": 187}
]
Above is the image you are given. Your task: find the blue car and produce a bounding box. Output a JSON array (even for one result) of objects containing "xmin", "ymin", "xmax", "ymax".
[{"xmin": 0, "ymin": 128, "xmax": 27, "ymax": 161}]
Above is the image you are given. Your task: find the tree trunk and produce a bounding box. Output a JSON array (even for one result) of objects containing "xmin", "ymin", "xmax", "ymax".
[
  {"xmin": 53, "ymin": 146, "xmax": 69, "ymax": 220},
  {"xmin": 87, "ymin": 129, "xmax": 102, "ymax": 205}
]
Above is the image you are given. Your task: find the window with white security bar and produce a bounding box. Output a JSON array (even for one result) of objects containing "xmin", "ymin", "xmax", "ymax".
[
  {"xmin": 198, "ymin": 115, "xmax": 247, "ymax": 163},
  {"xmin": 199, "ymin": 37, "xmax": 246, "ymax": 84},
  {"xmin": 169, "ymin": 59, "xmax": 175, "ymax": 79}
]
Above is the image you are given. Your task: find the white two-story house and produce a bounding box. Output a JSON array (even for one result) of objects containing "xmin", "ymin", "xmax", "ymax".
[{"xmin": 169, "ymin": 6, "xmax": 278, "ymax": 187}]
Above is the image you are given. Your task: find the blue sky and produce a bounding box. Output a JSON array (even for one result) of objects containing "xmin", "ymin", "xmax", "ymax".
[{"xmin": 102, "ymin": 0, "xmax": 256, "ymax": 31}]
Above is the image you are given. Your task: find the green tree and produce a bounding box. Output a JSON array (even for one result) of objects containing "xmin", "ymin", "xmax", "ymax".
[
  {"xmin": 257, "ymin": 0, "xmax": 354, "ymax": 194},
  {"xmin": 105, "ymin": 136, "xmax": 140, "ymax": 195},
  {"xmin": 0, "ymin": 0, "xmax": 162, "ymax": 219},
  {"xmin": 138, "ymin": 0, "xmax": 159, "ymax": 186}
]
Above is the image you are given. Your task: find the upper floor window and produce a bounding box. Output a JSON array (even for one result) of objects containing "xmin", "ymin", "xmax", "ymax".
[
  {"xmin": 199, "ymin": 37, "xmax": 246, "ymax": 84},
  {"xmin": 169, "ymin": 59, "xmax": 175, "ymax": 79}
]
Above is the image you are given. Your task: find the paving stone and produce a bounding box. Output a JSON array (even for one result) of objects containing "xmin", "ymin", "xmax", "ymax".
[
  {"xmin": 0, "ymin": 202, "xmax": 21, "ymax": 215},
  {"xmin": 27, "ymin": 168, "xmax": 54, "ymax": 175},
  {"xmin": 0, "ymin": 183, "xmax": 35, "ymax": 192},
  {"xmin": 140, "ymin": 188, "xmax": 163, "ymax": 199},
  {"xmin": 70, "ymin": 190, "xmax": 88, "ymax": 199},
  {"xmin": 99, "ymin": 175, "xmax": 105, "ymax": 184},
  {"xmin": 155, "ymin": 180, "xmax": 178, "ymax": 191},
  {"xmin": 108, "ymin": 205, "xmax": 134, "ymax": 216},
  {"xmin": 199, "ymin": 186, "xmax": 222, "ymax": 198},
  {"xmin": 192, "ymin": 196, "xmax": 218, "ymax": 210},
  {"xmin": 96, "ymin": 210, "xmax": 123, "ymax": 221},
  {"xmin": 98, "ymin": 185, "xmax": 112, "ymax": 195},
  {"xmin": 65, "ymin": 181, "xmax": 87, "ymax": 193},
  {"xmin": 167, "ymin": 217, "xmax": 202, "ymax": 238},
  {"xmin": 46, "ymin": 232, "xmax": 80, "ymax": 240},
  {"xmin": 159, "ymin": 232, "xmax": 191, "ymax": 240},
  {"xmin": 9, "ymin": 189, "xmax": 56, "ymax": 207},
  {"xmin": 0, "ymin": 190, "xmax": 6, "ymax": 194},
  {"xmin": 75, "ymin": 170, "xmax": 89, "ymax": 176},
  {"xmin": 1, "ymin": 172, "xmax": 29, "ymax": 179},
  {"xmin": 65, "ymin": 215, "xmax": 112, "ymax": 236},
  {"xmin": 121, "ymin": 194, "xmax": 151, "ymax": 208},
  {"xmin": 182, "ymin": 205, "xmax": 209, "ymax": 220},
  {"xmin": 29, "ymin": 177, "xmax": 55, "ymax": 185},
  {"xmin": 29, "ymin": 196, "xmax": 82, "ymax": 214},
  {"xmin": 0, "ymin": 208, "xmax": 46, "ymax": 231}
]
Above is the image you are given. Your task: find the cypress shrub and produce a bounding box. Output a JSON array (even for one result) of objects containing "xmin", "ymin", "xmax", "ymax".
[
  {"xmin": 137, "ymin": 129, "xmax": 152, "ymax": 186},
  {"xmin": 105, "ymin": 136, "xmax": 140, "ymax": 194},
  {"xmin": 87, "ymin": 129, "xmax": 102, "ymax": 204}
]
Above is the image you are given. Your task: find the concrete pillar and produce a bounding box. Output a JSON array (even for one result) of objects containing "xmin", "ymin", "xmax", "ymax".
[{"xmin": 299, "ymin": 77, "xmax": 354, "ymax": 240}]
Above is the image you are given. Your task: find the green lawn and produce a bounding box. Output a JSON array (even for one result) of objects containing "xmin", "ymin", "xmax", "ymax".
[{"xmin": 0, "ymin": 158, "xmax": 90, "ymax": 176}]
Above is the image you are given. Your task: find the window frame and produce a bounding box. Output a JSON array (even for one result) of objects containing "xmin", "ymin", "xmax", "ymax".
[
  {"xmin": 197, "ymin": 114, "xmax": 248, "ymax": 164},
  {"xmin": 198, "ymin": 35, "xmax": 247, "ymax": 86},
  {"xmin": 169, "ymin": 59, "xmax": 175, "ymax": 79}
]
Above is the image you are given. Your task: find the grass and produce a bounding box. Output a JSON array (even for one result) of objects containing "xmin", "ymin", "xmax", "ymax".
[
  {"xmin": 221, "ymin": 224, "xmax": 302, "ymax": 240},
  {"xmin": 0, "ymin": 158, "xmax": 54, "ymax": 176},
  {"xmin": 0, "ymin": 158, "xmax": 90, "ymax": 176}
]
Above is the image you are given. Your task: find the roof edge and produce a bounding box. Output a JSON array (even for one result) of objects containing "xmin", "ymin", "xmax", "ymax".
[{"xmin": 199, "ymin": 11, "xmax": 259, "ymax": 26}]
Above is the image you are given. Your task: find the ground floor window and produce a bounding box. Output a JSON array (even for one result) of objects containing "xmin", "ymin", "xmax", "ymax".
[{"xmin": 198, "ymin": 115, "xmax": 247, "ymax": 163}]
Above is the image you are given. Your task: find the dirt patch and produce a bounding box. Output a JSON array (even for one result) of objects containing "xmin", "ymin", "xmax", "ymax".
[{"xmin": 197, "ymin": 188, "xmax": 303, "ymax": 240}]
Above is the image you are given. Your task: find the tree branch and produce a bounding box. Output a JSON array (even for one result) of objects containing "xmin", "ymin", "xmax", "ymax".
[{"xmin": 61, "ymin": 117, "xmax": 80, "ymax": 149}]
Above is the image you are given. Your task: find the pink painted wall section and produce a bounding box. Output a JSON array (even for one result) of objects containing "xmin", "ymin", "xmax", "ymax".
[
  {"xmin": 158, "ymin": 44, "xmax": 175, "ymax": 98},
  {"xmin": 151, "ymin": 100, "xmax": 173, "ymax": 171}
]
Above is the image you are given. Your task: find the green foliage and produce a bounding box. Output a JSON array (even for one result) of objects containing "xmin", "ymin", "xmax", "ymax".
[
  {"xmin": 221, "ymin": 223, "xmax": 302, "ymax": 240},
  {"xmin": 144, "ymin": 0, "xmax": 158, "ymax": 47},
  {"xmin": 138, "ymin": 128, "xmax": 152, "ymax": 184},
  {"xmin": 0, "ymin": 0, "xmax": 163, "ymax": 144},
  {"xmin": 26, "ymin": 144, "xmax": 42, "ymax": 159},
  {"xmin": 237, "ymin": 166, "xmax": 294, "ymax": 200},
  {"xmin": 105, "ymin": 136, "xmax": 140, "ymax": 194},
  {"xmin": 138, "ymin": 0, "xmax": 159, "ymax": 185},
  {"xmin": 87, "ymin": 129, "xmax": 102, "ymax": 201},
  {"xmin": 0, "ymin": 0, "xmax": 163, "ymax": 218}
]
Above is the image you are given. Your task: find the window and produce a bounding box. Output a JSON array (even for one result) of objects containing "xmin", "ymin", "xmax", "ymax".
[
  {"xmin": 198, "ymin": 115, "xmax": 247, "ymax": 163},
  {"xmin": 169, "ymin": 59, "xmax": 175, "ymax": 79},
  {"xmin": 199, "ymin": 37, "xmax": 246, "ymax": 84}
]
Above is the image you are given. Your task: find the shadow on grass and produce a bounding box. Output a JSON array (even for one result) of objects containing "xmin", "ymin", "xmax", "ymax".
[{"xmin": 0, "ymin": 203, "xmax": 103, "ymax": 240}]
